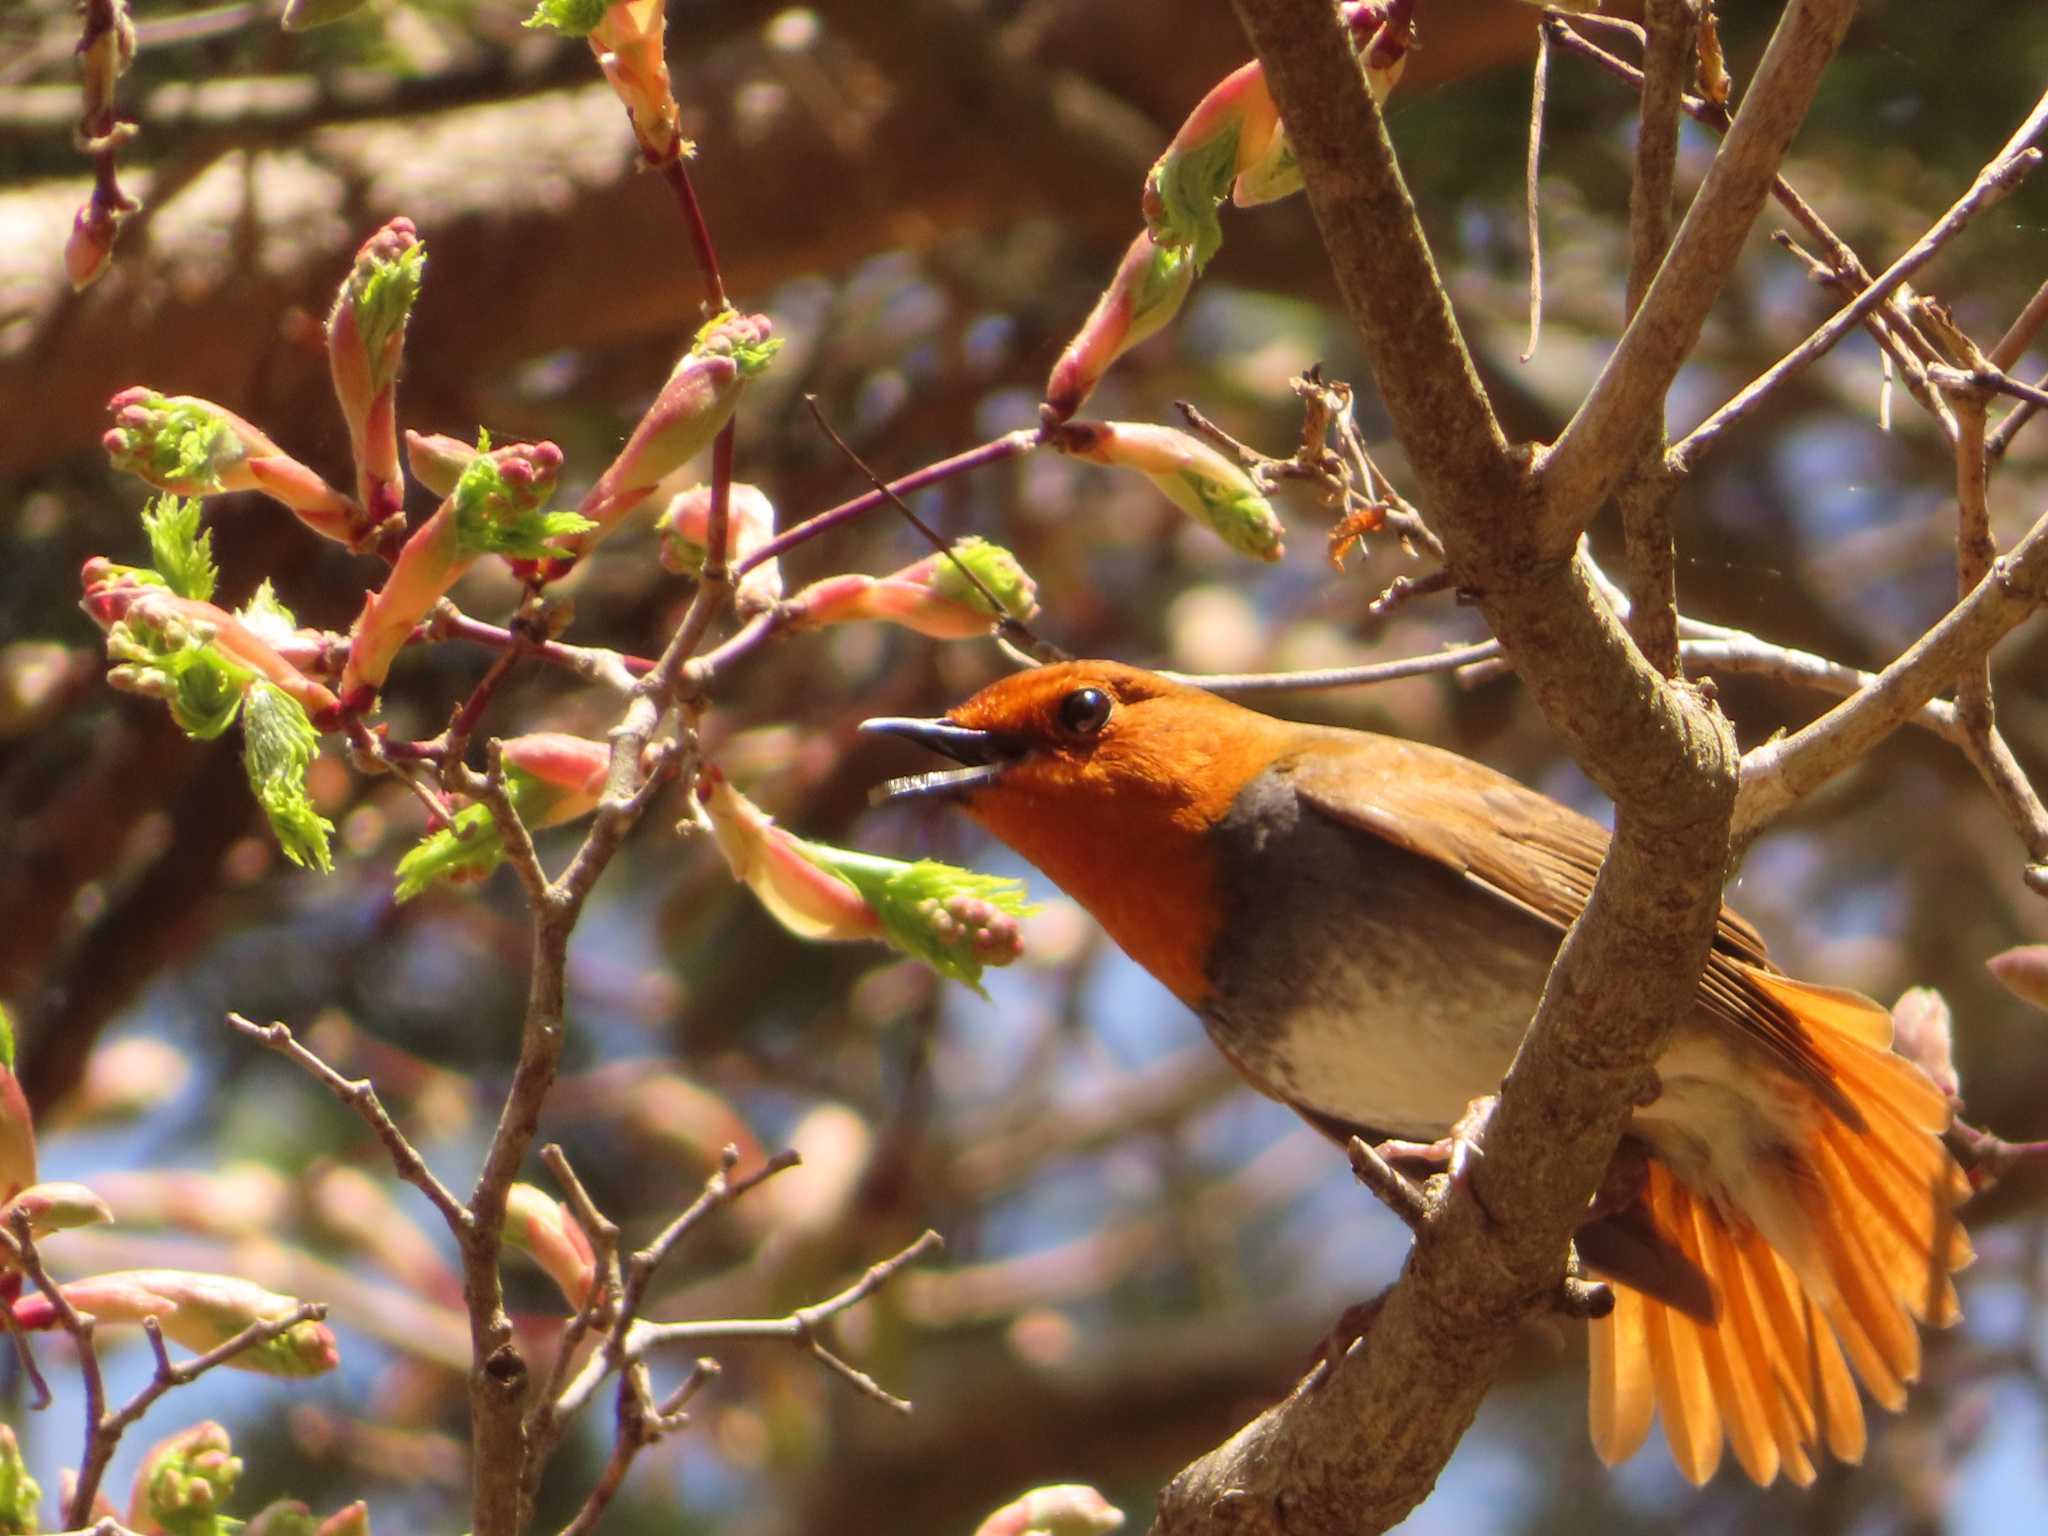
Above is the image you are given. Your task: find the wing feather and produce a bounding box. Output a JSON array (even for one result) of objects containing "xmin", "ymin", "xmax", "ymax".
[{"xmin": 1284, "ymin": 737, "xmax": 1853, "ymax": 1119}]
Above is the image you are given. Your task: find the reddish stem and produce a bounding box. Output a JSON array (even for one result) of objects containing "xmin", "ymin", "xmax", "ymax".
[
  {"xmin": 660, "ymin": 156, "xmax": 727, "ymax": 313},
  {"xmin": 737, "ymin": 430, "xmax": 1040, "ymax": 576}
]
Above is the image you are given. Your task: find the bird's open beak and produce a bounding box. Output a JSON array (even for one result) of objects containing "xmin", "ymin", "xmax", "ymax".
[{"xmin": 860, "ymin": 716, "xmax": 1021, "ymax": 805}]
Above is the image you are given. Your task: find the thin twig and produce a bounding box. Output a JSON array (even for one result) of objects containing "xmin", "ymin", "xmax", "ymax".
[
  {"xmin": 1616, "ymin": 0, "xmax": 1693, "ymax": 678},
  {"xmin": 1158, "ymin": 640, "xmax": 1503, "ymax": 694},
  {"xmin": 1673, "ymin": 141, "xmax": 2046, "ymax": 469},
  {"xmin": 1735, "ymin": 493, "xmax": 2048, "ymax": 844},
  {"xmin": 226, "ymin": 1014, "xmax": 469, "ymax": 1231},
  {"xmin": 1537, "ymin": 0, "xmax": 1862, "ymax": 541},
  {"xmin": 802, "ymin": 396, "xmax": 1052, "ymax": 658},
  {"xmin": 735, "ymin": 430, "xmax": 1041, "ymax": 577},
  {"xmin": 9, "ymin": 1212, "xmax": 107, "ymax": 1528},
  {"xmin": 1990, "ymin": 276, "xmax": 2048, "ymax": 372},
  {"xmin": 94, "ymin": 1305, "xmax": 329, "ymax": 1468},
  {"xmin": 1347, "ymin": 1137, "xmax": 1429, "ymax": 1233},
  {"xmin": 632, "ymin": 1229, "xmax": 945, "ymax": 1414},
  {"xmin": 1520, "ymin": 26, "xmax": 1548, "ymax": 364},
  {"xmin": 1986, "ymin": 368, "xmax": 2048, "ymax": 462},
  {"xmin": 1550, "ymin": 18, "xmax": 1966, "ymax": 450}
]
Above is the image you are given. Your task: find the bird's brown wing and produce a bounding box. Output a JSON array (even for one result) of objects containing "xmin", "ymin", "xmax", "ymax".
[{"xmin": 1284, "ymin": 735, "xmax": 1857, "ymax": 1121}]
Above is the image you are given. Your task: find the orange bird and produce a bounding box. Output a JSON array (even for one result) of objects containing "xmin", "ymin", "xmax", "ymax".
[{"xmin": 864, "ymin": 659, "xmax": 1971, "ymax": 1487}]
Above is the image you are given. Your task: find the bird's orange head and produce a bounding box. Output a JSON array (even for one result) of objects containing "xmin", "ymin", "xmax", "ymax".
[{"xmin": 864, "ymin": 661, "xmax": 1304, "ymax": 1002}]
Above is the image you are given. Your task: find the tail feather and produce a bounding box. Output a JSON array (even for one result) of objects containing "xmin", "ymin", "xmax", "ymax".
[
  {"xmin": 1740, "ymin": 1229, "xmax": 1867, "ymax": 1465},
  {"xmin": 1714, "ymin": 1230, "xmax": 1817, "ymax": 1485},
  {"xmin": 1677, "ymin": 1181, "xmax": 1780, "ymax": 1486},
  {"xmin": 1585, "ymin": 976, "xmax": 1968, "ymax": 1483},
  {"xmin": 1639, "ymin": 1225, "xmax": 1724, "ymax": 1485},
  {"xmin": 1588, "ymin": 1283, "xmax": 1653, "ymax": 1468}
]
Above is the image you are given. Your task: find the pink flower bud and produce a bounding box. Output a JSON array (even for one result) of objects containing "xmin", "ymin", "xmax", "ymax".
[
  {"xmin": 0, "ymin": 1181, "xmax": 113, "ymax": 1240},
  {"xmin": 18, "ymin": 1270, "xmax": 339, "ymax": 1376},
  {"xmin": 328, "ymin": 219, "xmax": 425, "ymax": 523},
  {"xmin": 1988, "ymin": 944, "xmax": 2048, "ymax": 1012},
  {"xmin": 1050, "ymin": 421, "xmax": 1284, "ymax": 561},
  {"xmin": 697, "ymin": 768, "xmax": 885, "ymax": 943},
  {"xmin": 786, "ymin": 537, "xmax": 1038, "ymax": 640},
  {"xmin": 404, "ymin": 430, "xmax": 479, "ymax": 498},
  {"xmin": 565, "ymin": 0, "xmax": 685, "ymax": 163},
  {"xmin": 1045, "ymin": 233, "xmax": 1194, "ymax": 422},
  {"xmin": 699, "ymin": 769, "xmax": 1033, "ymax": 990},
  {"xmin": 0, "ymin": 1068, "xmax": 33, "ymax": 1205},
  {"xmin": 340, "ymin": 438, "xmax": 570, "ymax": 703},
  {"xmin": 499, "ymin": 732, "xmax": 611, "ymax": 819},
  {"xmin": 503, "ymin": 1183, "xmax": 598, "ymax": 1307},
  {"xmin": 531, "ymin": 312, "xmax": 780, "ymax": 580},
  {"xmin": 316, "ymin": 1501, "xmax": 372, "ymax": 1536},
  {"xmin": 656, "ymin": 482, "xmax": 784, "ymax": 613},
  {"xmin": 1142, "ymin": 60, "xmax": 1279, "ymax": 271},
  {"xmin": 1890, "ymin": 987, "xmax": 1959, "ymax": 1102},
  {"xmin": 67, "ymin": 200, "xmax": 120, "ymax": 291},
  {"xmin": 972, "ymin": 1484, "xmax": 1125, "ymax": 1536},
  {"xmin": 103, "ymin": 390, "xmax": 361, "ymax": 545}
]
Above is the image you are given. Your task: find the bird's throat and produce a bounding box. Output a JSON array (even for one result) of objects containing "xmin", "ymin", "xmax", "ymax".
[{"xmin": 964, "ymin": 786, "xmax": 1224, "ymax": 1007}]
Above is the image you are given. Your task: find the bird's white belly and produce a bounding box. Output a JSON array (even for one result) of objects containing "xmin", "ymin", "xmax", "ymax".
[{"xmin": 1202, "ymin": 933, "xmax": 1548, "ymax": 1142}]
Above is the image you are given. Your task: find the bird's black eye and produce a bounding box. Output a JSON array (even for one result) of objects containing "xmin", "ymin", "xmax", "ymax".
[{"xmin": 1056, "ymin": 687, "xmax": 1112, "ymax": 737}]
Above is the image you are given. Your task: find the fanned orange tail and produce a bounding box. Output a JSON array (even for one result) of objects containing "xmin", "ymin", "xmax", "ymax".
[{"xmin": 1587, "ymin": 973, "xmax": 1972, "ymax": 1486}]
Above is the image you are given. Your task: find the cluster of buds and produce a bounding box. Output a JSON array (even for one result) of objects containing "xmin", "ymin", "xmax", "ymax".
[
  {"xmin": 502, "ymin": 1183, "xmax": 599, "ymax": 1307},
  {"xmin": 1048, "ymin": 421, "xmax": 1284, "ymax": 561},
  {"xmin": 339, "ymin": 437, "xmax": 578, "ymax": 705},
  {"xmin": 527, "ymin": 310, "xmax": 780, "ymax": 582},
  {"xmin": 130, "ymin": 1421, "xmax": 241, "ymax": 1534},
  {"xmin": 12, "ymin": 1269, "xmax": 339, "ymax": 1377},
  {"xmin": 82, "ymin": 555, "xmax": 338, "ymax": 870},
  {"xmin": 528, "ymin": 0, "xmax": 686, "ymax": 164},
  {"xmin": 1044, "ymin": 232, "xmax": 1195, "ymax": 423},
  {"xmin": 327, "ymin": 219, "xmax": 426, "ymax": 528},
  {"xmin": 104, "ymin": 390, "xmax": 362, "ymax": 548},
  {"xmin": 1142, "ymin": 2, "xmax": 1410, "ymax": 270},
  {"xmin": 784, "ymin": 537, "xmax": 1040, "ymax": 640},
  {"xmin": 394, "ymin": 732, "xmax": 612, "ymax": 900},
  {"xmin": 82, "ymin": 558, "xmax": 339, "ymax": 725},
  {"xmin": 697, "ymin": 768, "xmax": 1031, "ymax": 991},
  {"xmin": 656, "ymin": 481, "xmax": 785, "ymax": 613}
]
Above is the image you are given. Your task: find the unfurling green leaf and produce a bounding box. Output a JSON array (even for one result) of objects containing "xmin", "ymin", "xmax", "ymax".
[
  {"xmin": 143, "ymin": 494, "xmax": 218, "ymax": 601},
  {"xmin": 524, "ymin": 0, "xmax": 609, "ymax": 36},
  {"xmin": 241, "ymin": 682, "xmax": 334, "ymax": 873},
  {"xmin": 805, "ymin": 847, "xmax": 1034, "ymax": 994},
  {"xmin": 451, "ymin": 439, "xmax": 590, "ymax": 560},
  {"xmin": 394, "ymin": 802, "xmax": 505, "ymax": 901}
]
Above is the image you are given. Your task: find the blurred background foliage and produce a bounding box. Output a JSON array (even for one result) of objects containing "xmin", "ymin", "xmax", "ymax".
[{"xmin": 4, "ymin": 1, "xmax": 2048, "ymax": 1531}]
